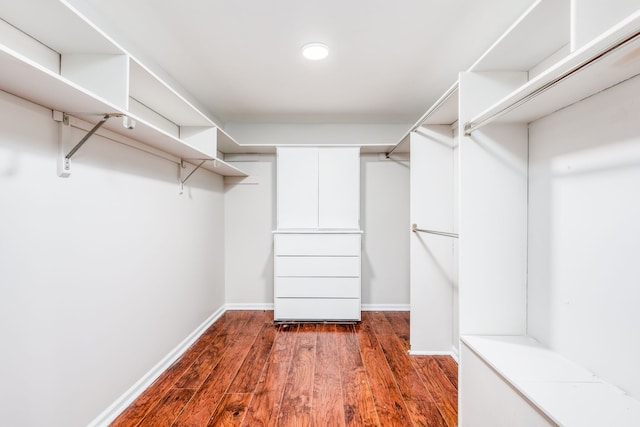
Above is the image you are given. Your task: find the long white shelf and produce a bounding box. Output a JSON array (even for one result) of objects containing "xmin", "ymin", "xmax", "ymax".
[
  {"xmin": 462, "ymin": 335, "xmax": 640, "ymax": 426},
  {"xmin": 0, "ymin": 43, "xmax": 246, "ymax": 177},
  {"xmin": 464, "ymin": 9, "xmax": 640, "ymax": 133},
  {"xmin": 469, "ymin": 0, "xmax": 570, "ymax": 73}
]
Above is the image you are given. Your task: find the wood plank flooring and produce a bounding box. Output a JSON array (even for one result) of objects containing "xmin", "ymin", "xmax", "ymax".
[{"xmin": 111, "ymin": 311, "xmax": 458, "ymax": 427}]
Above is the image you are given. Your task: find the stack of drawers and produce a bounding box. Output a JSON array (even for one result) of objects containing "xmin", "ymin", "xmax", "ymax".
[{"xmin": 273, "ymin": 232, "xmax": 361, "ymax": 321}]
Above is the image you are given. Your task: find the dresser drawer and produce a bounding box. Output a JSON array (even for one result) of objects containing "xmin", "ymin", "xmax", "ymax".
[
  {"xmin": 274, "ymin": 233, "xmax": 361, "ymax": 256},
  {"xmin": 275, "ymin": 256, "xmax": 360, "ymax": 277},
  {"xmin": 275, "ymin": 277, "xmax": 360, "ymax": 298},
  {"xmin": 274, "ymin": 297, "xmax": 361, "ymax": 321}
]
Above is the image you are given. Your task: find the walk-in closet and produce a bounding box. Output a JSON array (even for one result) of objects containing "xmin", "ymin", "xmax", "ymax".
[{"xmin": 1, "ymin": 0, "xmax": 640, "ymax": 426}]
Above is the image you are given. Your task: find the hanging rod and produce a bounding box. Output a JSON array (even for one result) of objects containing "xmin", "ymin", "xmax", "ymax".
[
  {"xmin": 411, "ymin": 223, "xmax": 458, "ymax": 238},
  {"xmin": 386, "ymin": 82, "xmax": 459, "ymax": 158},
  {"xmin": 464, "ymin": 30, "xmax": 640, "ymax": 136}
]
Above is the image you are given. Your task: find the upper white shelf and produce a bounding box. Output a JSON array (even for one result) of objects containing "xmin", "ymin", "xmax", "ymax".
[
  {"xmin": 0, "ymin": 43, "xmax": 245, "ymax": 177},
  {"xmin": 469, "ymin": 0, "xmax": 570, "ymax": 73},
  {"xmin": 465, "ymin": 9, "xmax": 640, "ymax": 133},
  {"xmin": 129, "ymin": 59, "xmax": 214, "ymax": 128},
  {"xmin": 0, "ymin": 0, "xmax": 248, "ymax": 177}
]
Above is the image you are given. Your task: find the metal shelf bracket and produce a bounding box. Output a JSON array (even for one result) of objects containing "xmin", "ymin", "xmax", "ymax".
[
  {"xmin": 179, "ymin": 159, "xmax": 215, "ymax": 194},
  {"xmin": 55, "ymin": 111, "xmax": 126, "ymax": 177}
]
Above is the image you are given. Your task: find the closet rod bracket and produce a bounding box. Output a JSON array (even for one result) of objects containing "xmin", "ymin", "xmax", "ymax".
[
  {"xmin": 179, "ymin": 159, "xmax": 218, "ymax": 194},
  {"xmin": 55, "ymin": 111, "xmax": 129, "ymax": 177}
]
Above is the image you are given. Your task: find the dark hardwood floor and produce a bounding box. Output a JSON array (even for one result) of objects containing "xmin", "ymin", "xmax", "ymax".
[{"xmin": 110, "ymin": 310, "xmax": 458, "ymax": 427}]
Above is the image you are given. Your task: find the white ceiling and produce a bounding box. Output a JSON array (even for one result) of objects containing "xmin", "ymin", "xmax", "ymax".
[{"xmin": 67, "ymin": 0, "xmax": 535, "ymax": 125}]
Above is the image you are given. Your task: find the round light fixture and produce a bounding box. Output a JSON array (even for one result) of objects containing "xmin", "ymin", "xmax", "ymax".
[{"xmin": 302, "ymin": 42, "xmax": 329, "ymax": 60}]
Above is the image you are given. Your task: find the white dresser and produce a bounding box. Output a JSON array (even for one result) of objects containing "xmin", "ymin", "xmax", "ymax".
[
  {"xmin": 274, "ymin": 146, "xmax": 362, "ymax": 322},
  {"xmin": 274, "ymin": 231, "xmax": 361, "ymax": 321}
]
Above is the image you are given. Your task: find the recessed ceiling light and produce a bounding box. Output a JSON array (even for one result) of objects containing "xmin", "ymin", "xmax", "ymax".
[{"xmin": 302, "ymin": 42, "xmax": 329, "ymax": 60}]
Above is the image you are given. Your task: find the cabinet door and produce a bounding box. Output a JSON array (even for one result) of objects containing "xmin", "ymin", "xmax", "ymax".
[
  {"xmin": 318, "ymin": 147, "xmax": 360, "ymax": 229},
  {"xmin": 277, "ymin": 147, "xmax": 318, "ymax": 228}
]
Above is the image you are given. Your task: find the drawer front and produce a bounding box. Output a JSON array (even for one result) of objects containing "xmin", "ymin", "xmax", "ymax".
[
  {"xmin": 275, "ymin": 256, "xmax": 360, "ymax": 277},
  {"xmin": 275, "ymin": 277, "xmax": 360, "ymax": 298},
  {"xmin": 275, "ymin": 233, "xmax": 361, "ymax": 256},
  {"xmin": 274, "ymin": 298, "xmax": 361, "ymax": 321}
]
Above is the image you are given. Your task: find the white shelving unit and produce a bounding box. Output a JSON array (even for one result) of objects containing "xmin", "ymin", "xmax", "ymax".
[
  {"xmin": 397, "ymin": 0, "xmax": 640, "ymax": 423},
  {"xmin": 0, "ymin": 0, "xmax": 247, "ymax": 178},
  {"xmin": 455, "ymin": 0, "xmax": 640, "ymax": 425}
]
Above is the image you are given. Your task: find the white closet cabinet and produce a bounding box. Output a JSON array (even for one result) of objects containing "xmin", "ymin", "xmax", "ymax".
[
  {"xmin": 274, "ymin": 232, "xmax": 361, "ymax": 321},
  {"xmin": 274, "ymin": 147, "xmax": 362, "ymax": 321},
  {"xmin": 277, "ymin": 147, "xmax": 360, "ymax": 229}
]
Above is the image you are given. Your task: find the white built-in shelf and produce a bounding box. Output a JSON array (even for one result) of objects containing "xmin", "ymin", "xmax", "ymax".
[
  {"xmin": 0, "ymin": 0, "xmax": 248, "ymax": 178},
  {"xmin": 469, "ymin": 0, "xmax": 570, "ymax": 73},
  {"xmin": 128, "ymin": 59, "xmax": 213, "ymax": 128},
  {"xmin": 465, "ymin": 9, "xmax": 640, "ymax": 133},
  {"xmin": 387, "ymin": 81, "xmax": 459, "ymax": 156},
  {"xmin": 421, "ymin": 83, "xmax": 459, "ymax": 126},
  {"xmin": 0, "ymin": 44, "xmax": 245, "ymax": 177},
  {"xmin": 216, "ymin": 139, "xmax": 398, "ymax": 155},
  {"xmin": 462, "ymin": 335, "xmax": 640, "ymax": 426}
]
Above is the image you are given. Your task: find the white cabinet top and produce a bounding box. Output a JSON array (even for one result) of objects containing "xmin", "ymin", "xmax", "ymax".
[{"xmin": 273, "ymin": 229, "xmax": 363, "ymax": 234}]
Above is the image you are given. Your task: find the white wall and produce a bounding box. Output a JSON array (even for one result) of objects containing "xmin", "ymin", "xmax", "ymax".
[
  {"xmin": 528, "ymin": 73, "xmax": 640, "ymax": 399},
  {"xmin": 0, "ymin": 90, "xmax": 226, "ymax": 427},
  {"xmin": 225, "ymin": 156, "xmax": 276, "ymax": 307},
  {"xmin": 224, "ymin": 152, "xmax": 409, "ymax": 309},
  {"xmin": 361, "ymin": 153, "xmax": 410, "ymax": 307}
]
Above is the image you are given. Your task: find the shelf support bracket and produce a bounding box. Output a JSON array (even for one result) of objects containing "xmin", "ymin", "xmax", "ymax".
[
  {"xmin": 179, "ymin": 159, "xmax": 209, "ymax": 194},
  {"xmin": 55, "ymin": 112, "xmax": 124, "ymax": 177}
]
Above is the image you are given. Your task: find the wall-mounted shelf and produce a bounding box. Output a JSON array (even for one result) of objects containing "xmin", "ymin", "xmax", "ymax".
[
  {"xmin": 0, "ymin": 1, "xmax": 247, "ymax": 178},
  {"xmin": 469, "ymin": 0, "xmax": 570, "ymax": 73},
  {"xmin": 464, "ymin": 9, "xmax": 640, "ymax": 134}
]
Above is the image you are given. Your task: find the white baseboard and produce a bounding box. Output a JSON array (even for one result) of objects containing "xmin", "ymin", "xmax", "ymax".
[
  {"xmin": 361, "ymin": 304, "xmax": 410, "ymax": 311},
  {"xmin": 408, "ymin": 345, "xmax": 459, "ymax": 362},
  {"xmin": 225, "ymin": 303, "xmax": 274, "ymax": 310},
  {"xmin": 408, "ymin": 349, "xmax": 458, "ymax": 360},
  {"xmin": 87, "ymin": 305, "xmax": 226, "ymax": 427}
]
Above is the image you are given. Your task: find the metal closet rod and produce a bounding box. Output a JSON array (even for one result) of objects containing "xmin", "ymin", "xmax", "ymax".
[
  {"xmin": 386, "ymin": 83, "xmax": 459, "ymax": 158},
  {"xmin": 412, "ymin": 223, "xmax": 458, "ymax": 238},
  {"xmin": 464, "ymin": 30, "xmax": 640, "ymax": 136}
]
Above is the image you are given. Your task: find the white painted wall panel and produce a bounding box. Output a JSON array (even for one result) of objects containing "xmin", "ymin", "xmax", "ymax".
[
  {"xmin": 0, "ymin": 90, "xmax": 225, "ymax": 427},
  {"xmin": 528, "ymin": 73, "xmax": 640, "ymax": 399},
  {"xmin": 360, "ymin": 154, "xmax": 410, "ymax": 307},
  {"xmin": 458, "ymin": 71, "xmax": 529, "ymax": 336},
  {"xmin": 224, "ymin": 158, "xmax": 276, "ymax": 307}
]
